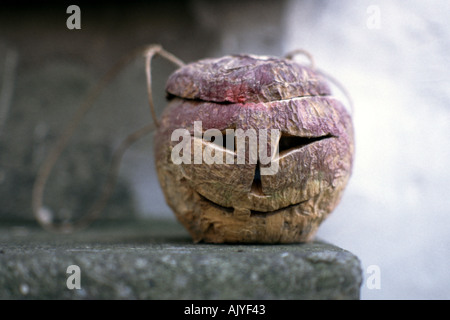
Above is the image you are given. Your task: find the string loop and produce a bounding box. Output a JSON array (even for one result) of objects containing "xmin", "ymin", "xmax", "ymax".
[
  {"xmin": 31, "ymin": 45, "xmax": 184, "ymax": 233},
  {"xmin": 285, "ymin": 48, "xmax": 354, "ymax": 115}
]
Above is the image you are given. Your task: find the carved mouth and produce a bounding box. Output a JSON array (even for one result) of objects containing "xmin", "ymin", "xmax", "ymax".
[{"xmin": 196, "ymin": 192, "xmax": 307, "ymax": 217}]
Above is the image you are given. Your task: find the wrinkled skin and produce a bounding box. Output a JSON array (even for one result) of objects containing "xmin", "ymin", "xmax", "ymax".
[{"xmin": 155, "ymin": 54, "xmax": 354, "ymax": 243}]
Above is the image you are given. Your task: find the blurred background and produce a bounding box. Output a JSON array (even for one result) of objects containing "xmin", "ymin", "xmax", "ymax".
[{"xmin": 1, "ymin": 0, "xmax": 449, "ymax": 299}]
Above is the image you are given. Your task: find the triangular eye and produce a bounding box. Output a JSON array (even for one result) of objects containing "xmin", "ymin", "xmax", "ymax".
[{"xmin": 278, "ymin": 134, "xmax": 334, "ymax": 153}]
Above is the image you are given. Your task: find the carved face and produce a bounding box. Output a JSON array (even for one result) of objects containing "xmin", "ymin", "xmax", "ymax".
[{"xmin": 154, "ymin": 54, "xmax": 354, "ymax": 243}]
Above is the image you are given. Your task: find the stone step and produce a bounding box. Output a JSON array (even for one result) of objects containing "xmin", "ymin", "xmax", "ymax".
[{"xmin": 0, "ymin": 220, "xmax": 362, "ymax": 299}]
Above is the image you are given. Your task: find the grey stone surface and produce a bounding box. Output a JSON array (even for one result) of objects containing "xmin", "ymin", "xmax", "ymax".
[{"xmin": 0, "ymin": 220, "xmax": 362, "ymax": 300}]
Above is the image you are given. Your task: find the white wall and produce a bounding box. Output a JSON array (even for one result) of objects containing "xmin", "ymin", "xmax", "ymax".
[{"xmin": 281, "ymin": 0, "xmax": 450, "ymax": 299}]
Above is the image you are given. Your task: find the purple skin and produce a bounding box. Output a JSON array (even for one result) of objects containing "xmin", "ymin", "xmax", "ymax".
[
  {"xmin": 166, "ymin": 54, "xmax": 331, "ymax": 103},
  {"xmin": 155, "ymin": 54, "xmax": 354, "ymax": 243}
]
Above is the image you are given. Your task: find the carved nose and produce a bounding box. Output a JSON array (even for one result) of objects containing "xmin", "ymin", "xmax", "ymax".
[
  {"xmin": 251, "ymin": 161, "xmax": 263, "ymax": 194},
  {"xmin": 249, "ymin": 133, "xmax": 334, "ymax": 195}
]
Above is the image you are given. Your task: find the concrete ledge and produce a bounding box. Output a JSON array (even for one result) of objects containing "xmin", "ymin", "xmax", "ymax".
[{"xmin": 0, "ymin": 220, "xmax": 362, "ymax": 299}]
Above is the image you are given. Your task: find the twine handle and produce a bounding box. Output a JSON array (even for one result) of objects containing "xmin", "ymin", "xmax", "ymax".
[
  {"xmin": 31, "ymin": 45, "xmax": 184, "ymax": 233},
  {"xmin": 285, "ymin": 48, "xmax": 354, "ymax": 115},
  {"xmin": 144, "ymin": 45, "xmax": 185, "ymax": 128},
  {"xmin": 284, "ymin": 49, "xmax": 315, "ymax": 69}
]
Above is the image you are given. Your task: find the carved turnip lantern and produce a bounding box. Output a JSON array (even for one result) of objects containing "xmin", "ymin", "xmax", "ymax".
[{"xmin": 154, "ymin": 53, "xmax": 354, "ymax": 243}]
